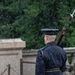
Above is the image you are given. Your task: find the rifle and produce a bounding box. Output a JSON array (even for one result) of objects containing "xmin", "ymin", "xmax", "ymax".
[{"xmin": 56, "ymin": 9, "xmax": 75, "ymax": 46}]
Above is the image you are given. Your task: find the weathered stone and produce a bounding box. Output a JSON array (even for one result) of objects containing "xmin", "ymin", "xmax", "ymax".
[
  {"xmin": 0, "ymin": 38, "xmax": 25, "ymax": 75},
  {"xmin": 63, "ymin": 71, "xmax": 72, "ymax": 75}
]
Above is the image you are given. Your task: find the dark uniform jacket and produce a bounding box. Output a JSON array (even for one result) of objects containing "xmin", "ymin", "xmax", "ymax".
[{"xmin": 35, "ymin": 42, "xmax": 67, "ymax": 75}]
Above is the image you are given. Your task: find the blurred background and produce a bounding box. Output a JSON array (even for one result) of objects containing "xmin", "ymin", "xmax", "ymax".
[{"xmin": 0, "ymin": 0, "xmax": 75, "ymax": 49}]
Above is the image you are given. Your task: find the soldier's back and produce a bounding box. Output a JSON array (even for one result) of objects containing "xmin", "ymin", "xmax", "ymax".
[{"xmin": 40, "ymin": 42, "xmax": 67, "ymax": 75}]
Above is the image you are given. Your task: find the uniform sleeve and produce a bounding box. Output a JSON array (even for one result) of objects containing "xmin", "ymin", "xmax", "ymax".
[
  {"xmin": 35, "ymin": 51, "xmax": 45, "ymax": 75},
  {"xmin": 60, "ymin": 53, "xmax": 67, "ymax": 72}
]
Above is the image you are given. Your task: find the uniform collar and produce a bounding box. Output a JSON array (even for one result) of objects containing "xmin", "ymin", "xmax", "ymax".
[{"xmin": 46, "ymin": 41, "xmax": 56, "ymax": 46}]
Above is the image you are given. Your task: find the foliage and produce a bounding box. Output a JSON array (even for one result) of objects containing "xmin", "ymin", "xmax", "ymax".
[{"xmin": 0, "ymin": 0, "xmax": 75, "ymax": 49}]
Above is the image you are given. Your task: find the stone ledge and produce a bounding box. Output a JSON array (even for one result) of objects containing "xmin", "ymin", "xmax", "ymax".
[
  {"xmin": 0, "ymin": 38, "xmax": 26, "ymax": 50},
  {"xmin": 23, "ymin": 47, "xmax": 75, "ymax": 56}
]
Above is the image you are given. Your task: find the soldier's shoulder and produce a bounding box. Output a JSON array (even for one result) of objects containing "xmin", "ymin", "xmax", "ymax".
[
  {"xmin": 57, "ymin": 46, "xmax": 66, "ymax": 53},
  {"xmin": 39, "ymin": 46, "xmax": 48, "ymax": 51}
]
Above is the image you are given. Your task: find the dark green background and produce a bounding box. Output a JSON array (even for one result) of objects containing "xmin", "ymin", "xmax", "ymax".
[{"xmin": 0, "ymin": 0, "xmax": 75, "ymax": 49}]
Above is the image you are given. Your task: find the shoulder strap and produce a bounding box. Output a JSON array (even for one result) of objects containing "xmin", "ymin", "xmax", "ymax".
[
  {"xmin": 41, "ymin": 50, "xmax": 46, "ymax": 63},
  {"xmin": 40, "ymin": 46, "xmax": 48, "ymax": 64}
]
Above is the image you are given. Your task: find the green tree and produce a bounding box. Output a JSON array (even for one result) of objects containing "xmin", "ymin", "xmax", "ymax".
[{"xmin": 0, "ymin": 0, "xmax": 75, "ymax": 49}]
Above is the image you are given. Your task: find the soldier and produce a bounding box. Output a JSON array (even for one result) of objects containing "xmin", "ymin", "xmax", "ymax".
[{"xmin": 35, "ymin": 28, "xmax": 67, "ymax": 75}]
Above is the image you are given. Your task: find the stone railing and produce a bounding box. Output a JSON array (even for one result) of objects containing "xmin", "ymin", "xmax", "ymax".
[
  {"xmin": 63, "ymin": 47, "xmax": 75, "ymax": 75},
  {"xmin": 0, "ymin": 38, "xmax": 26, "ymax": 75},
  {"xmin": 22, "ymin": 47, "xmax": 75, "ymax": 75}
]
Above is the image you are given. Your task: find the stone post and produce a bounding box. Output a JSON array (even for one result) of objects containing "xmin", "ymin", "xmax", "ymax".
[
  {"xmin": 71, "ymin": 54, "xmax": 75, "ymax": 66},
  {"xmin": 0, "ymin": 38, "xmax": 26, "ymax": 75}
]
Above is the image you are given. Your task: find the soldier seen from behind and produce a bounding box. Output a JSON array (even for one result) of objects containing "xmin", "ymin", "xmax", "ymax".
[{"xmin": 35, "ymin": 28, "xmax": 67, "ymax": 75}]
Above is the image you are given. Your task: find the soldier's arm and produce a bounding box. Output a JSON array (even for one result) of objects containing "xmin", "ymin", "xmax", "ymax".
[
  {"xmin": 60, "ymin": 53, "xmax": 67, "ymax": 72},
  {"xmin": 35, "ymin": 51, "xmax": 45, "ymax": 75}
]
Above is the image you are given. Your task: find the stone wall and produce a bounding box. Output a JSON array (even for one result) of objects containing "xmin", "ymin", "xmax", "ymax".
[{"xmin": 0, "ymin": 38, "xmax": 26, "ymax": 75}]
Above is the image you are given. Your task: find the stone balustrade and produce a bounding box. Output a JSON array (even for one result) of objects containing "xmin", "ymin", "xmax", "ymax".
[
  {"xmin": 63, "ymin": 47, "xmax": 75, "ymax": 75},
  {"xmin": 0, "ymin": 38, "xmax": 26, "ymax": 75},
  {"xmin": 23, "ymin": 47, "xmax": 75, "ymax": 75}
]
